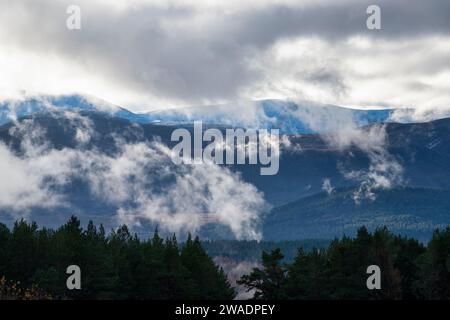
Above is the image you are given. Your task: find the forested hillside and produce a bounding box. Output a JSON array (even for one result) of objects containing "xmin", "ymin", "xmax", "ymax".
[
  {"xmin": 0, "ymin": 216, "xmax": 234, "ymax": 299},
  {"xmin": 1, "ymin": 217, "xmax": 450, "ymax": 300},
  {"xmin": 241, "ymin": 227, "xmax": 450, "ymax": 299}
]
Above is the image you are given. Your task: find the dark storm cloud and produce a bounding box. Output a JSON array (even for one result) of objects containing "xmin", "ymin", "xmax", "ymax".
[
  {"xmin": 235, "ymin": 0, "xmax": 450, "ymax": 44},
  {"xmin": 0, "ymin": 0, "xmax": 449, "ymax": 108},
  {"xmin": 302, "ymin": 69, "xmax": 348, "ymax": 97}
]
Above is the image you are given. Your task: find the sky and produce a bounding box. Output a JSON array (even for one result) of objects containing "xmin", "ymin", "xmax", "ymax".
[{"xmin": 0, "ymin": 0, "xmax": 450, "ymax": 113}]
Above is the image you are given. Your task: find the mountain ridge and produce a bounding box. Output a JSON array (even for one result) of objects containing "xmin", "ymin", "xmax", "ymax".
[
  {"xmin": 1, "ymin": 108, "xmax": 450, "ymax": 240},
  {"xmin": 264, "ymin": 186, "xmax": 450, "ymax": 241},
  {"xmin": 0, "ymin": 94, "xmax": 400, "ymax": 134}
]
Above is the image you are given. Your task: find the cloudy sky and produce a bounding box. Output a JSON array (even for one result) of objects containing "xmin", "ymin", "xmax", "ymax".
[{"xmin": 1, "ymin": 0, "xmax": 450, "ymax": 113}]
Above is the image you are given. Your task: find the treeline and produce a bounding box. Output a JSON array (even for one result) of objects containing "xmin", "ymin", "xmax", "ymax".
[
  {"xmin": 202, "ymin": 239, "xmax": 330, "ymax": 262},
  {"xmin": 239, "ymin": 227, "xmax": 450, "ymax": 300},
  {"xmin": 0, "ymin": 216, "xmax": 235, "ymax": 299},
  {"xmin": 1, "ymin": 216, "xmax": 450, "ymax": 300}
]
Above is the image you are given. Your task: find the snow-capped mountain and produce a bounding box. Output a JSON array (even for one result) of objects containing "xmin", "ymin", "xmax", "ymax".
[
  {"xmin": 1, "ymin": 110, "xmax": 450, "ymax": 240},
  {"xmin": 143, "ymin": 99, "xmax": 395, "ymax": 134},
  {"xmin": 0, "ymin": 95, "xmax": 397, "ymax": 134},
  {"xmin": 0, "ymin": 94, "xmax": 136, "ymax": 124}
]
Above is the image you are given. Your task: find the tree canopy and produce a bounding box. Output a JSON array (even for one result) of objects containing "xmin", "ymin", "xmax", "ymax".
[
  {"xmin": 239, "ymin": 227, "xmax": 450, "ymax": 300},
  {"xmin": 0, "ymin": 216, "xmax": 235, "ymax": 300}
]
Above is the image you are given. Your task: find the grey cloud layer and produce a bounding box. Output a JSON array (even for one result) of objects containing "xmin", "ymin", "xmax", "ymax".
[{"xmin": 0, "ymin": 0, "xmax": 449, "ymax": 110}]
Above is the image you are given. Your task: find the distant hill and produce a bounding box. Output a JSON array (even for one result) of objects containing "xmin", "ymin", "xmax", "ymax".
[
  {"xmin": 143, "ymin": 99, "xmax": 395, "ymax": 134},
  {"xmin": 1, "ymin": 109, "xmax": 450, "ymax": 240},
  {"xmin": 0, "ymin": 95, "xmax": 136, "ymax": 125},
  {"xmin": 264, "ymin": 187, "xmax": 450, "ymax": 241},
  {"xmin": 2, "ymin": 111, "xmax": 450, "ymax": 206},
  {"xmin": 0, "ymin": 95, "xmax": 395, "ymax": 134},
  {"xmin": 202, "ymin": 239, "xmax": 331, "ymax": 262}
]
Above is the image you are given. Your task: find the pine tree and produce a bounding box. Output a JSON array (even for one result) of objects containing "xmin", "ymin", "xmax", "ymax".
[
  {"xmin": 181, "ymin": 234, "xmax": 235, "ymax": 299},
  {"xmin": 238, "ymin": 249, "xmax": 287, "ymax": 300}
]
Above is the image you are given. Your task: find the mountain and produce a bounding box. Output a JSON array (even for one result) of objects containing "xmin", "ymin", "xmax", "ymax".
[
  {"xmin": 264, "ymin": 187, "xmax": 450, "ymax": 242},
  {"xmin": 143, "ymin": 99, "xmax": 395, "ymax": 134},
  {"xmin": 0, "ymin": 95, "xmax": 396, "ymax": 134},
  {"xmin": 237, "ymin": 117, "xmax": 450, "ymax": 205},
  {"xmin": 1, "ymin": 107, "xmax": 450, "ymax": 240},
  {"xmin": 0, "ymin": 94, "xmax": 140, "ymax": 125},
  {"xmin": 3, "ymin": 110, "xmax": 450, "ymax": 206}
]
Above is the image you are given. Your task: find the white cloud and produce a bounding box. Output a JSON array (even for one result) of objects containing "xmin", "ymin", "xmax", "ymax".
[
  {"xmin": 0, "ymin": 143, "xmax": 64, "ymax": 211},
  {"xmin": 332, "ymin": 124, "xmax": 404, "ymax": 203},
  {"xmin": 0, "ymin": 0, "xmax": 449, "ymax": 115},
  {"xmin": 0, "ymin": 0, "xmax": 447, "ymax": 214},
  {"xmin": 252, "ymin": 36, "xmax": 450, "ymax": 112},
  {"xmin": 0, "ymin": 116, "xmax": 268, "ymax": 239},
  {"xmin": 322, "ymin": 178, "xmax": 334, "ymax": 195}
]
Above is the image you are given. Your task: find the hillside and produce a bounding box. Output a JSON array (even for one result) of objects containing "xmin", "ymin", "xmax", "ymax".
[
  {"xmin": 264, "ymin": 187, "xmax": 450, "ymax": 241},
  {"xmin": 0, "ymin": 111, "xmax": 450, "ymax": 240}
]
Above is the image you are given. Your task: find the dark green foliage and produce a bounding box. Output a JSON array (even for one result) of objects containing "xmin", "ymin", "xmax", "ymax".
[
  {"xmin": 240, "ymin": 227, "xmax": 450, "ymax": 300},
  {"xmin": 414, "ymin": 228, "xmax": 450, "ymax": 299},
  {"xmin": 0, "ymin": 216, "xmax": 235, "ymax": 300},
  {"xmin": 2, "ymin": 216, "xmax": 449, "ymax": 300},
  {"xmin": 202, "ymin": 239, "xmax": 330, "ymax": 262},
  {"xmin": 181, "ymin": 235, "xmax": 235, "ymax": 299},
  {"xmin": 238, "ymin": 249, "xmax": 287, "ymax": 300}
]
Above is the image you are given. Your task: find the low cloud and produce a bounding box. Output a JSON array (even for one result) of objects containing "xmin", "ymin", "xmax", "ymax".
[
  {"xmin": 0, "ymin": 115, "xmax": 268, "ymax": 240},
  {"xmin": 322, "ymin": 178, "xmax": 334, "ymax": 195},
  {"xmin": 283, "ymin": 101, "xmax": 404, "ymax": 201},
  {"xmin": 390, "ymin": 106, "xmax": 450, "ymax": 123},
  {"xmin": 334, "ymin": 125, "xmax": 403, "ymax": 202}
]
